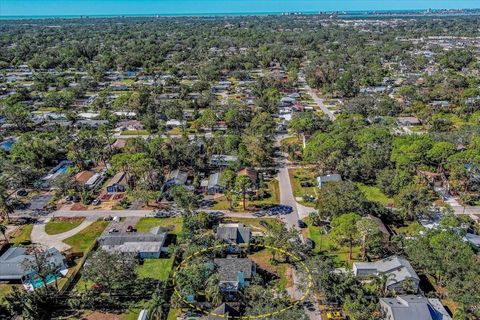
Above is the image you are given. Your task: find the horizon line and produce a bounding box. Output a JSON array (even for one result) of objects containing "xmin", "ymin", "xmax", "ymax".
[{"xmin": 2, "ymin": 7, "xmax": 480, "ymax": 20}]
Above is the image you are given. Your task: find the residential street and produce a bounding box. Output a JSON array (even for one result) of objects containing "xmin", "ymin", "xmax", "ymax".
[{"xmin": 299, "ymin": 75, "xmax": 337, "ymax": 121}]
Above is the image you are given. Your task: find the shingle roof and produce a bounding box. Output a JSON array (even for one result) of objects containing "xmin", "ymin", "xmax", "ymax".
[
  {"xmin": 214, "ymin": 257, "xmax": 253, "ymax": 282},
  {"xmin": 0, "ymin": 247, "xmax": 66, "ymax": 280},
  {"xmin": 380, "ymin": 295, "xmax": 452, "ymax": 320},
  {"xmin": 208, "ymin": 303, "xmax": 240, "ymax": 320},
  {"xmin": 216, "ymin": 223, "xmax": 251, "ymax": 244},
  {"xmin": 353, "ymin": 255, "xmax": 419, "ymax": 288},
  {"xmin": 98, "ymin": 230, "xmax": 167, "ymax": 254}
]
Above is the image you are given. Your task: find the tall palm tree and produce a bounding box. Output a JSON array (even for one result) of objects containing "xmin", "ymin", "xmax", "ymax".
[{"xmin": 205, "ymin": 274, "xmax": 222, "ymax": 306}]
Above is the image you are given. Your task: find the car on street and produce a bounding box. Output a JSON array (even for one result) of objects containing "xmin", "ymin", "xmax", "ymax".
[
  {"xmin": 126, "ymin": 225, "xmax": 135, "ymax": 232},
  {"xmin": 92, "ymin": 199, "xmax": 101, "ymax": 206},
  {"xmin": 108, "ymin": 228, "xmax": 119, "ymax": 233}
]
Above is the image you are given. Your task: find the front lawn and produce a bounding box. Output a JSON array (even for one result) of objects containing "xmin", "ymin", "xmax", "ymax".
[
  {"xmin": 120, "ymin": 130, "xmax": 149, "ymax": 136},
  {"xmin": 63, "ymin": 220, "xmax": 109, "ymax": 253},
  {"xmin": 211, "ymin": 180, "xmax": 280, "ymax": 211},
  {"xmin": 9, "ymin": 224, "xmax": 33, "ymax": 245},
  {"xmin": 307, "ymin": 223, "xmax": 361, "ymax": 267},
  {"xmin": 45, "ymin": 217, "xmax": 85, "ymax": 235},
  {"xmin": 135, "ymin": 217, "xmax": 183, "ymax": 235},
  {"xmin": 136, "ymin": 256, "xmax": 175, "ymax": 281},
  {"xmin": 356, "ymin": 183, "xmax": 393, "ymax": 206},
  {"xmin": 288, "ymin": 168, "xmax": 317, "ymax": 206}
]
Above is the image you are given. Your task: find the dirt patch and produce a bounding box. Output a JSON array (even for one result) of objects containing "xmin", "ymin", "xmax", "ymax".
[{"xmin": 71, "ymin": 203, "xmax": 87, "ymax": 210}]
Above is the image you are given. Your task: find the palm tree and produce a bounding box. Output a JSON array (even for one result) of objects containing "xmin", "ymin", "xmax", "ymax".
[
  {"xmin": 205, "ymin": 274, "xmax": 222, "ymax": 306},
  {"xmin": 235, "ymin": 175, "xmax": 252, "ymax": 211},
  {"xmin": 372, "ymin": 272, "xmax": 396, "ymax": 296},
  {"xmin": 146, "ymin": 293, "xmax": 165, "ymax": 320}
]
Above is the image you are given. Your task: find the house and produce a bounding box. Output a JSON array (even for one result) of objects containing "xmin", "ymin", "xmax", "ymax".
[
  {"xmin": 380, "ymin": 295, "xmax": 451, "ymax": 320},
  {"xmin": 206, "ymin": 303, "xmax": 240, "ymax": 320},
  {"xmin": 353, "ymin": 255, "xmax": 420, "ymax": 292},
  {"xmin": 115, "ymin": 120, "xmax": 144, "ymax": 131},
  {"xmin": 214, "ymin": 257, "xmax": 255, "ymax": 293},
  {"xmin": 368, "ymin": 214, "xmax": 391, "ymax": 241},
  {"xmin": 106, "ymin": 172, "xmax": 127, "ymax": 193},
  {"xmin": 316, "ymin": 174, "xmax": 342, "ymax": 188},
  {"xmin": 164, "ymin": 169, "xmax": 188, "ymax": 188},
  {"xmin": 204, "ymin": 172, "xmax": 224, "ymax": 195},
  {"xmin": 111, "ymin": 139, "xmax": 127, "ymax": 150},
  {"xmin": 216, "ymin": 223, "xmax": 252, "ymax": 244},
  {"xmin": 430, "ymin": 100, "xmax": 450, "ymax": 109},
  {"xmin": 0, "ymin": 247, "xmax": 68, "ymax": 290},
  {"xmin": 74, "ymin": 119, "xmax": 109, "ymax": 129},
  {"xmin": 75, "ymin": 170, "xmax": 105, "ymax": 189},
  {"xmin": 464, "ymin": 233, "xmax": 480, "ymax": 249},
  {"xmin": 165, "ymin": 119, "xmax": 186, "ymax": 129},
  {"xmin": 210, "ymin": 155, "xmax": 239, "ymax": 167},
  {"xmin": 238, "ymin": 168, "xmax": 257, "ymax": 186},
  {"xmin": 396, "ymin": 117, "xmax": 421, "ymax": 127},
  {"xmin": 98, "ymin": 227, "xmax": 167, "ymax": 258}
]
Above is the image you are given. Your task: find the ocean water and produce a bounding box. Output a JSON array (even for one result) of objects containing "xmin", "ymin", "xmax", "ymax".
[{"xmin": 0, "ymin": 0, "xmax": 479, "ymax": 18}]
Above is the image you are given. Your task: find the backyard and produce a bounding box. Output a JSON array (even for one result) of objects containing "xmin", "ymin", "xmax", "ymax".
[
  {"xmin": 136, "ymin": 256, "xmax": 175, "ymax": 281},
  {"xmin": 356, "ymin": 183, "xmax": 393, "ymax": 207}
]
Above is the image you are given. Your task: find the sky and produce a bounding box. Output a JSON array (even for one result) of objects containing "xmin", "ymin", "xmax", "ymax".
[{"xmin": 0, "ymin": 0, "xmax": 479, "ymax": 17}]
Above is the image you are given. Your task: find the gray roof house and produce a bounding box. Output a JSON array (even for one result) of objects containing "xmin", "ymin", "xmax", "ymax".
[
  {"xmin": 210, "ymin": 155, "xmax": 239, "ymax": 167},
  {"xmin": 353, "ymin": 255, "xmax": 420, "ymax": 292},
  {"xmin": 316, "ymin": 174, "xmax": 342, "ymax": 188},
  {"xmin": 464, "ymin": 233, "xmax": 480, "ymax": 249},
  {"xmin": 214, "ymin": 257, "xmax": 255, "ymax": 292},
  {"xmin": 98, "ymin": 228, "xmax": 167, "ymax": 259},
  {"xmin": 216, "ymin": 223, "xmax": 252, "ymax": 244},
  {"xmin": 380, "ymin": 295, "xmax": 452, "ymax": 320},
  {"xmin": 205, "ymin": 172, "xmax": 224, "ymax": 195},
  {"xmin": 0, "ymin": 247, "xmax": 67, "ymax": 289},
  {"xmin": 164, "ymin": 169, "xmax": 188, "ymax": 188},
  {"xmin": 206, "ymin": 303, "xmax": 240, "ymax": 320}
]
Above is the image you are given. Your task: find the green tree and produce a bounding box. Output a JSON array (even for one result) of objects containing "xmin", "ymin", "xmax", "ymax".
[
  {"xmin": 235, "ymin": 175, "xmax": 253, "ymax": 211},
  {"xmin": 330, "ymin": 213, "xmax": 361, "ymax": 260}
]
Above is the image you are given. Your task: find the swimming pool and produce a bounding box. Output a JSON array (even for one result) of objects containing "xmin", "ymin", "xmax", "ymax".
[{"xmin": 0, "ymin": 140, "xmax": 14, "ymax": 152}]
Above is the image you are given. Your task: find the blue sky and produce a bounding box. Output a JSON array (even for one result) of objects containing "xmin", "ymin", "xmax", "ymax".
[{"xmin": 1, "ymin": 0, "xmax": 479, "ymax": 17}]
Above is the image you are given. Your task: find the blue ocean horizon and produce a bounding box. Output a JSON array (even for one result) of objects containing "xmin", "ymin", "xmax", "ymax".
[{"xmin": 0, "ymin": 0, "xmax": 479, "ymax": 19}]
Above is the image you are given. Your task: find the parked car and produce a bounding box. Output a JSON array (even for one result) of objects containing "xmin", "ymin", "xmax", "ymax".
[
  {"xmin": 72, "ymin": 196, "xmax": 80, "ymax": 203},
  {"xmin": 126, "ymin": 225, "xmax": 135, "ymax": 232},
  {"xmin": 92, "ymin": 199, "xmax": 101, "ymax": 206},
  {"xmin": 253, "ymin": 212, "xmax": 266, "ymax": 217},
  {"xmin": 108, "ymin": 228, "xmax": 119, "ymax": 233},
  {"xmin": 16, "ymin": 189, "xmax": 28, "ymax": 197},
  {"xmin": 64, "ymin": 195, "xmax": 73, "ymax": 202},
  {"xmin": 103, "ymin": 216, "xmax": 113, "ymax": 221},
  {"xmin": 298, "ymin": 220, "xmax": 307, "ymax": 228}
]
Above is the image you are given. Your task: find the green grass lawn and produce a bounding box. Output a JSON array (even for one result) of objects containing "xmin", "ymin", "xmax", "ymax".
[
  {"xmin": 167, "ymin": 309, "xmax": 180, "ymax": 320},
  {"xmin": 120, "ymin": 130, "xmax": 149, "ymax": 136},
  {"xmin": 356, "ymin": 183, "xmax": 393, "ymax": 206},
  {"xmin": 249, "ymin": 250, "xmax": 293, "ymax": 290},
  {"xmin": 288, "ymin": 168, "xmax": 317, "ymax": 207},
  {"xmin": 212, "ymin": 180, "xmax": 280, "ymax": 211},
  {"xmin": 63, "ymin": 220, "xmax": 109, "ymax": 253},
  {"xmin": 45, "ymin": 217, "xmax": 85, "ymax": 235},
  {"xmin": 307, "ymin": 223, "xmax": 361, "ymax": 267},
  {"xmin": 394, "ymin": 221, "xmax": 425, "ymax": 236},
  {"xmin": 0, "ymin": 283, "xmax": 20, "ymax": 303},
  {"xmin": 9, "ymin": 224, "xmax": 33, "ymax": 245},
  {"xmin": 135, "ymin": 217, "xmax": 183, "ymax": 235},
  {"xmin": 136, "ymin": 256, "xmax": 175, "ymax": 281}
]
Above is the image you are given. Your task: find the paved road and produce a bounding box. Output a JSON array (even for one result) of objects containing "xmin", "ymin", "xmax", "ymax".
[{"xmin": 299, "ymin": 76, "xmax": 336, "ymax": 121}]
